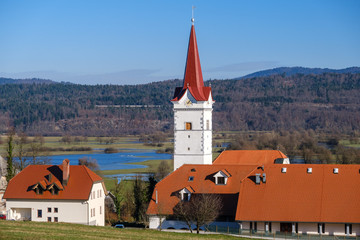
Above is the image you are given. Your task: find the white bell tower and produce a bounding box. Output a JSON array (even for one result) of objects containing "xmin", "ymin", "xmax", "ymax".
[{"xmin": 171, "ymin": 20, "xmax": 214, "ymax": 170}]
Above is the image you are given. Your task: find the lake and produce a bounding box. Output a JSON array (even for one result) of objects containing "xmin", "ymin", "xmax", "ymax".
[{"xmin": 50, "ymin": 149, "xmax": 172, "ymax": 171}]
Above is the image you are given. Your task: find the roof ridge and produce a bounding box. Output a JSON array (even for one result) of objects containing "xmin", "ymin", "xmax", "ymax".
[{"xmin": 82, "ymin": 165, "xmax": 100, "ymax": 182}]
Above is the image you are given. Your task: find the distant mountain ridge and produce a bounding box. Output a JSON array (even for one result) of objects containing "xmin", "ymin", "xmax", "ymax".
[
  {"xmin": 0, "ymin": 77, "xmax": 55, "ymax": 85},
  {"xmin": 235, "ymin": 67, "xmax": 360, "ymax": 80}
]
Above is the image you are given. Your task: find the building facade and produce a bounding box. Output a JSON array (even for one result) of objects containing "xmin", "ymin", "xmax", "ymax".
[{"xmin": 4, "ymin": 159, "xmax": 106, "ymax": 226}]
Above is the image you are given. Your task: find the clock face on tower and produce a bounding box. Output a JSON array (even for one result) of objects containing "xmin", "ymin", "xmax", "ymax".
[{"xmin": 185, "ymin": 99, "xmax": 193, "ymax": 106}]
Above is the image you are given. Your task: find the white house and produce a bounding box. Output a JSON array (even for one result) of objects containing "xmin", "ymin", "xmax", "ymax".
[{"xmin": 3, "ymin": 159, "xmax": 106, "ymax": 226}]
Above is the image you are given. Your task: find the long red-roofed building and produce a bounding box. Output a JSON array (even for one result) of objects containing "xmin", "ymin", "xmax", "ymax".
[
  {"xmin": 147, "ymin": 152, "xmax": 360, "ymax": 236},
  {"xmin": 3, "ymin": 159, "xmax": 106, "ymax": 226}
]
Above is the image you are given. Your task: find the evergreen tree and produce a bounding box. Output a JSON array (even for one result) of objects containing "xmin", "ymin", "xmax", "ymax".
[{"xmin": 6, "ymin": 128, "xmax": 15, "ymax": 182}]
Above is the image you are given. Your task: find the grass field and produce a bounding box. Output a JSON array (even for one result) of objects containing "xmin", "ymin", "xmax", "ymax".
[{"xmin": 0, "ymin": 220, "xmax": 248, "ymax": 240}]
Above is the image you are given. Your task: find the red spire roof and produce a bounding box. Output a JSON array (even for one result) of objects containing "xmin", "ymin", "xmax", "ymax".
[{"xmin": 172, "ymin": 24, "xmax": 212, "ymax": 102}]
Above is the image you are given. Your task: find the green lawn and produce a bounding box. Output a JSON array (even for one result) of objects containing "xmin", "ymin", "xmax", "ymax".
[{"xmin": 0, "ymin": 221, "xmax": 248, "ymax": 240}]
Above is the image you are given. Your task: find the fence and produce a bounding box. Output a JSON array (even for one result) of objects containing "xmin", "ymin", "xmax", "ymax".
[{"xmin": 205, "ymin": 226, "xmax": 358, "ymax": 240}]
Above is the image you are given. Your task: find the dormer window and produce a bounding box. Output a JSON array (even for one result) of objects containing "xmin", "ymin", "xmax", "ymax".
[
  {"xmin": 217, "ymin": 176, "xmax": 225, "ymax": 184},
  {"xmin": 179, "ymin": 186, "xmax": 194, "ymax": 201},
  {"xmin": 214, "ymin": 169, "xmax": 231, "ymax": 185},
  {"xmin": 32, "ymin": 182, "xmax": 46, "ymax": 195},
  {"xmin": 188, "ymin": 176, "xmax": 194, "ymax": 181}
]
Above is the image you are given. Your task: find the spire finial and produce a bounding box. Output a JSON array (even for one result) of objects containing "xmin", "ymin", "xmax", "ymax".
[{"xmin": 191, "ymin": 6, "xmax": 196, "ymax": 25}]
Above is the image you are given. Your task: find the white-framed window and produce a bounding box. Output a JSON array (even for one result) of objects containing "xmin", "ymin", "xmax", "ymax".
[
  {"xmin": 318, "ymin": 223, "xmax": 325, "ymax": 234},
  {"xmin": 37, "ymin": 209, "xmax": 42, "ymax": 218},
  {"xmin": 345, "ymin": 224, "xmax": 352, "ymax": 235},
  {"xmin": 214, "ymin": 171, "xmax": 229, "ymax": 185},
  {"xmin": 179, "ymin": 188, "xmax": 191, "ymax": 201}
]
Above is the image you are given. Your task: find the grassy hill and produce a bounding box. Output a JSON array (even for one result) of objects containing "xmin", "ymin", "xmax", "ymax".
[{"xmin": 0, "ymin": 220, "xmax": 247, "ymax": 240}]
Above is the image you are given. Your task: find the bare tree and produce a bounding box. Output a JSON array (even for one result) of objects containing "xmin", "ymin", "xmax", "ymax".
[
  {"xmin": 16, "ymin": 132, "xmax": 29, "ymax": 170},
  {"xmin": 28, "ymin": 136, "xmax": 50, "ymax": 165},
  {"xmin": 78, "ymin": 157, "xmax": 99, "ymax": 171},
  {"xmin": 173, "ymin": 194, "xmax": 222, "ymax": 234},
  {"xmin": 155, "ymin": 160, "xmax": 170, "ymax": 181}
]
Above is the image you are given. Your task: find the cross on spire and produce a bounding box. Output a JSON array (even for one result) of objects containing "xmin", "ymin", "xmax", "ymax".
[{"xmin": 191, "ymin": 6, "xmax": 196, "ymax": 25}]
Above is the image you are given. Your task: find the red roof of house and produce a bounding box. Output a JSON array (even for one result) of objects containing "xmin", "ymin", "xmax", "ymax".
[
  {"xmin": 236, "ymin": 164, "xmax": 360, "ymax": 223},
  {"xmin": 147, "ymin": 164, "xmax": 258, "ymax": 215},
  {"xmin": 3, "ymin": 163, "xmax": 104, "ymax": 200},
  {"xmin": 172, "ymin": 25, "xmax": 212, "ymax": 102},
  {"xmin": 213, "ymin": 150, "xmax": 288, "ymax": 165},
  {"xmin": 147, "ymin": 150, "xmax": 360, "ymax": 223}
]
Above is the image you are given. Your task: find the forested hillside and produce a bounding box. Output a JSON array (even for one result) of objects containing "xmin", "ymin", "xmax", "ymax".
[{"xmin": 0, "ymin": 73, "xmax": 359, "ymax": 136}]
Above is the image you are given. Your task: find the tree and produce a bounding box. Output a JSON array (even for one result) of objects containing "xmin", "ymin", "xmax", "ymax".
[
  {"xmin": 173, "ymin": 194, "xmax": 222, "ymax": 234},
  {"xmin": 6, "ymin": 128, "xmax": 15, "ymax": 182},
  {"xmin": 133, "ymin": 175, "xmax": 148, "ymax": 223},
  {"xmin": 16, "ymin": 132, "xmax": 29, "ymax": 170},
  {"xmin": 29, "ymin": 135, "xmax": 49, "ymax": 165},
  {"xmin": 155, "ymin": 160, "xmax": 170, "ymax": 181},
  {"xmin": 78, "ymin": 157, "xmax": 99, "ymax": 171}
]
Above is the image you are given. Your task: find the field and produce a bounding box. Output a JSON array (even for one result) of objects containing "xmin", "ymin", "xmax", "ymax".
[{"xmin": 0, "ymin": 220, "xmax": 247, "ymax": 240}]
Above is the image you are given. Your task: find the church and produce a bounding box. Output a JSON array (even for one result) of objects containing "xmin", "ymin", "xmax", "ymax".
[{"xmin": 146, "ymin": 19, "xmax": 360, "ymax": 236}]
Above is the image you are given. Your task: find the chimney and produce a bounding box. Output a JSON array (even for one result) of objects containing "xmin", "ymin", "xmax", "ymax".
[{"xmin": 62, "ymin": 159, "xmax": 70, "ymax": 186}]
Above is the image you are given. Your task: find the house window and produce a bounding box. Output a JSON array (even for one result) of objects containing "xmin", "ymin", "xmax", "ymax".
[
  {"xmin": 54, "ymin": 217, "xmax": 58, "ymax": 222},
  {"xmin": 185, "ymin": 122, "xmax": 192, "ymax": 130},
  {"xmin": 36, "ymin": 187, "xmax": 43, "ymax": 195},
  {"xmin": 217, "ymin": 176, "xmax": 225, "ymax": 184},
  {"xmin": 47, "ymin": 207, "xmax": 51, "ymax": 213},
  {"xmin": 47, "ymin": 217, "xmax": 51, "ymax": 222},
  {"xmin": 188, "ymin": 176, "xmax": 194, "ymax": 181},
  {"xmin": 250, "ymin": 222, "xmax": 257, "ymax": 232},
  {"xmin": 188, "ymin": 147, "xmax": 190, "ymax": 151},
  {"xmin": 37, "ymin": 209, "xmax": 42, "ymax": 218},
  {"xmin": 345, "ymin": 224, "xmax": 352, "ymax": 235},
  {"xmin": 100, "ymin": 190, "xmax": 102, "ymax": 198},
  {"xmin": 318, "ymin": 223, "xmax": 325, "ymax": 234},
  {"xmin": 54, "ymin": 208, "xmax": 58, "ymax": 213},
  {"xmin": 188, "ymin": 135, "xmax": 190, "ymax": 138},
  {"xmin": 183, "ymin": 193, "xmax": 189, "ymax": 201},
  {"xmin": 206, "ymin": 120, "xmax": 210, "ymax": 130},
  {"xmin": 100, "ymin": 206, "xmax": 102, "ymax": 215}
]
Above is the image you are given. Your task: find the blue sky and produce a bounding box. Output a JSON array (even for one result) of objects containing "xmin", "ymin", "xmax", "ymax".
[{"xmin": 0, "ymin": 0, "xmax": 359, "ymax": 85}]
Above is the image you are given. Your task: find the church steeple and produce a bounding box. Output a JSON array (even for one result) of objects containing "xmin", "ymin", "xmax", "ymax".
[
  {"xmin": 182, "ymin": 24, "xmax": 206, "ymax": 99},
  {"xmin": 172, "ymin": 19, "xmax": 214, "ymax": 170},
  {"xmin": 172, "ymin": 22, "xmax": 211, "ymax": 102}
]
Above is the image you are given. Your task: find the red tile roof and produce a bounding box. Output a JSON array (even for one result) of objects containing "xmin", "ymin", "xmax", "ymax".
[
  {"xmin": 213, "ymin": 150, "xmax": 288, "ymax": 165},
  {"xmin": 4, "ymin": 163, "xmax": 104, "ymax": 200},
  {"xmin": 172, "ymin": 25, "xmax": 212, "ymax": 102},
  {"xmin": 147, "ymin": 150, "xmax": 360, "ymax": 223},
  {"xmin": 147, "ymin": 164, "xmax": 258, "ymax": 215},
  {"xmin": 236, "ymin": 164, "xmax": 360, "ymax": 223}
]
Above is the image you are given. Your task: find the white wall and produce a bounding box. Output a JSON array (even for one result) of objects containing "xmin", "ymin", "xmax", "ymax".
[
  {"xmin": 6, "ymin": 182, "xmax": 105, "ymax": 226},
  {"xmin": 173, "ymin": 90, "xmax": 213, "ymax": 170},
  {"xmin": 6, "ymin": 199, "xmax": 88, "ymax": 224},
  {"xmin": 88, "ymin": 182, "xmax": 105, "ymax": 226}
]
